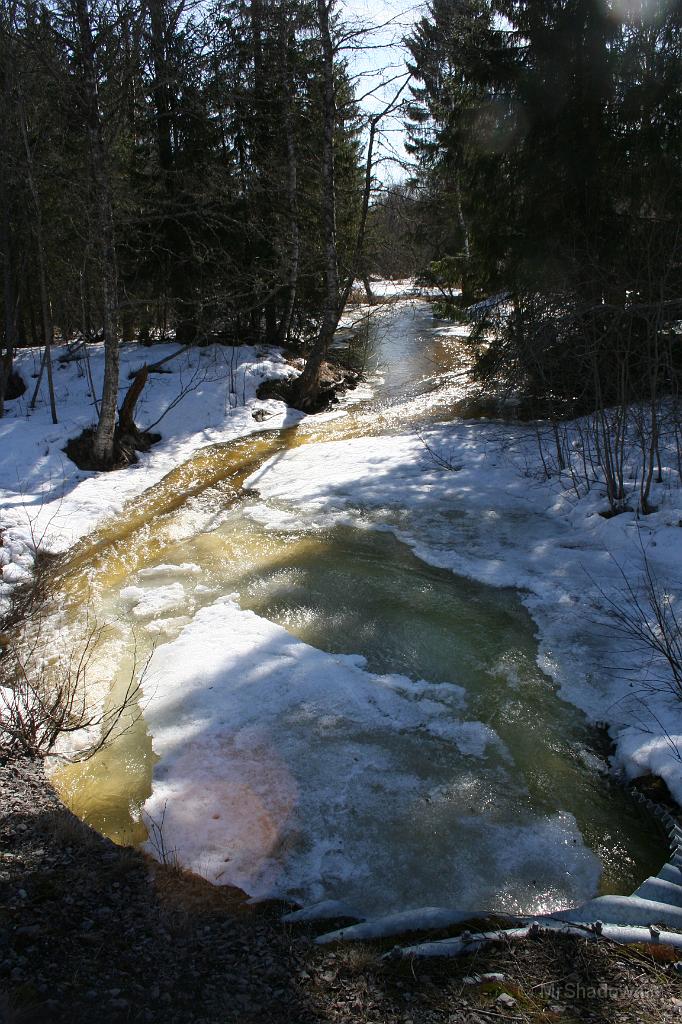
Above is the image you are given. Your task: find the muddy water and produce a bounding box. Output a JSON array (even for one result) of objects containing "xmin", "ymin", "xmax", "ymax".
[{"xmin": 50, "ymin": 303, "xmax": 664, "ymax": 909}]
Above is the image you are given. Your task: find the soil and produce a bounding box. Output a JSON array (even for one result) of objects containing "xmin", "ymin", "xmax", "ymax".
[
  {"xmin": 64, "ymin": 426, "xmax": 162, "ymax": 472},
  {"xmin": 1, "ymin": 755, "xmax": 681, "ymax": 1024},
  {"xmin": 4, "ymin": 374, "xmax": 26, "ymax": 402},
  {"xmin": 257, "ymin": 361, "xmax": 360, "ymax": 414}
]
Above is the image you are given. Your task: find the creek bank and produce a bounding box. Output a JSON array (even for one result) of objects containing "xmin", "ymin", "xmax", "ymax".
[
  {"xmin": 2, "ymin": 754, "xmax": 681, "ymax": 1024},
  {"xmin": 64, "ymin": 424, "xmax": 163, "ymax": 472},
  {"xmin": 0, "ymin": 340, "xmax": 299, "ymax": 607},
  {"xmin": 257, "ymin": 358, "xmax": 361, "ymax": 413}
]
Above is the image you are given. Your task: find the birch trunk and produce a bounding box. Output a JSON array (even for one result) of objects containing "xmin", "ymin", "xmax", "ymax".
[{"xmin": 73, "ymin": 0, "xmax": 120, "ymax": 466}]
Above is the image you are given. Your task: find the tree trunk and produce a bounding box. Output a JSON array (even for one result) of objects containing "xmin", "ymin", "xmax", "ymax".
[
  {"xmin": 73, "ymin": 0, "xmax": 120, "ymax": 466},
  {"xmin": 0, "ymin": 169, "xmax": 15, "ymax": 420},
  {"xmin": 293, "ymin": 0, "xmax": 340, "ymax": 410},
  {"xmin": 18, "ymin": 86, "xmax": 57, "ymax": 423},
  {"xmin": 118, "ymin": 365, "xmax": 148, "ymax": 438},
  {"xmin": 0, "ymin": 15, "xmax": 16, "ymax": 418},
  {"xmin": 147, "ymin": 0, "xmax": 197, "ymax": 345},
  {"xmin": 339, "ymin": 116, "xmax": 379, "ymax": 312},
  {"xmin": 276, "ymin": 4, "xmax": 299, "ymax": 347}
]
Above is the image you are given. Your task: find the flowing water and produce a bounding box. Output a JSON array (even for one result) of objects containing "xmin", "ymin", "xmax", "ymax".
[{"xmin": 50, "ymin": 302, "xmax": 665, "ymax": 915}]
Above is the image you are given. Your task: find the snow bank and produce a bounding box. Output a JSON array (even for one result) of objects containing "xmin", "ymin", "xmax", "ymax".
[
  {"xmin": 140, "ymin": 595, "xmax": 601, "ymax": 916},
  {"xmin": 0, "ymin": 341, "xmax": 301, "ymax": 607},
  {"xmin": 245, "ymin": 423, "xmax": 682, "ymax": 804},
  {"xmin": 364, "ymin": 278, "xmax": 420, "ymax": 299}
]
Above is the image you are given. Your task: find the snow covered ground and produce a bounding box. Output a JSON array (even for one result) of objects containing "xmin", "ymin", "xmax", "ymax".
[
  {"xmin": 0, "ymin": 341, "xmax": 300, "ymax": 602},
  {"xmin": 366, "ymin": 278, "xmax": 420, "ymax": 298}
]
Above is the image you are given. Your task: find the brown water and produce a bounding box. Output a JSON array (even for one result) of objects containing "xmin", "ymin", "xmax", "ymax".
[{"xmin": 49, "ymin": 304, "xmax": 665, "ymax": 910}]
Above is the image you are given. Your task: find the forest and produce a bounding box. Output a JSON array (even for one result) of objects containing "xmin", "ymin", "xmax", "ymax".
[
  {"xmin": 1, "ymin": 0, "xmax": 681, "ymax": 473},
  {"xmin": 406, "ymin": 0, "xmax": 682, "ymax": 514},
  {"xmin": 0, "ymin": 0, "xmax": 386, "ymax": 466}
]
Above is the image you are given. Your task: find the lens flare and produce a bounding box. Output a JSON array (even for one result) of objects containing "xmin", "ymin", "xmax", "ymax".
[{"xmin": 607, "ymin": 0, "xmax": 669, "ymax": 23}]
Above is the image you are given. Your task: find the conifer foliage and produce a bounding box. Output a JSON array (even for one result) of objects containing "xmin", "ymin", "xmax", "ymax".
[
  {"xmin": 407, "ymin": 0, "xmax": 682, "ymax": 416},
  {"xmin": 0, "ymin": 0, "xmax": 365, "ymax": 462}
]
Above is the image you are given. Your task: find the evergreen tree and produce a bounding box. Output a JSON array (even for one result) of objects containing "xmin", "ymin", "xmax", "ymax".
[
  {"xmin": 407, "ymin": 0, "xmax": 682, "ymax": 409},
  {"xmin": 0, "ymin": 0, "xmax": 371, "ymax": 456}
]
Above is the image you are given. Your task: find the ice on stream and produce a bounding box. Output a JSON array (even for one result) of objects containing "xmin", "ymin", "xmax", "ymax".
[
  {"xmin": 244, "ymin": 425, "xmax": 682, "ymax": 805},
  {"xmin": 120, "ymin": 583, "xmax": 188, "ymax": 620},
  {"xmin": 141, "ymin": 595, "xmax": 601, "ymax": 916}
]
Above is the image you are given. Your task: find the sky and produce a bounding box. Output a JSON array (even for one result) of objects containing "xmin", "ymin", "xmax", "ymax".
[{"xmin": 340, "ymin": 0, "xmax": 424, "ymax": 178}]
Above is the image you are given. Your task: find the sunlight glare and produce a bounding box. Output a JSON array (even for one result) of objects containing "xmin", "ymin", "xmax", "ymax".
[{"xmin": 607, "ymin": 0, "xmax": 669, "ymax": 23}]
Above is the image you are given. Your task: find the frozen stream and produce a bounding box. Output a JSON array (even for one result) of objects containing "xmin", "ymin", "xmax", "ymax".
[{"xmin": 51, "ymin": 303, "xmax": 664, "ymax": 917}]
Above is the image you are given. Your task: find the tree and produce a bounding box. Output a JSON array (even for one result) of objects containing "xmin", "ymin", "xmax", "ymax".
[
  {"xmin": 0, "ymin": 1, "xmax": 18, "ymax": 418},
  {"xmin": 68, "ymin": 0, "xmax": 121, "ymax": 465},
  {"xmin": 407, "ymin": 0, "xmax": 682, "ymax": 408},
  {"xmin": 291, "ymin": 0, "xmax": 407, "ymax": 409}
]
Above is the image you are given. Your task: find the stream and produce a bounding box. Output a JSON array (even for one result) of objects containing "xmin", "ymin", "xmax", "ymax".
[{"xmin": 49, "ymin": 302, "xmax": 665, "ymax": 917}]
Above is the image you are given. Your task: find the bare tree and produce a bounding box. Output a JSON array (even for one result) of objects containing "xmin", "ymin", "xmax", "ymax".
[
  {"xmin": 293, "ymin": 0, "xmax": 409, "ymax": 409},
  {"xmin": 70, "ymin": 0, "xmax": 120, "ymax": 466},
  {"xmin": 602, "ymin": 544, "xmax": 682, "ymax": 706},
  {"xmin": 0, "ymin": 616, "xmax": 148, "ymax": 761}
]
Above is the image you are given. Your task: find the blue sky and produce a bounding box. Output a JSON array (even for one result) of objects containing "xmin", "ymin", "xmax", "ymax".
[{"xmin": 341, "ymin": 0, "xmax": 424, "ymax": 177}]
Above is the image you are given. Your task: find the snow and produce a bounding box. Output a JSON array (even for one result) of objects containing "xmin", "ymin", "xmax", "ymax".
[
  {"xmin": 365, "ymin": 278, "xmax": 420, "ymax": 298},
  {"xmin": 140, "ymin": 595, "xmax": 602, "ymax": 915},
  {"xmin": 244, "ymin": 422, "xmax": 682, "ymax": 806},
  {"xmin": 314, "ymin": 908, "xmax": 505, "ymax": 945},
  {"xmin": 120, "ymin": 583, "xmax": 187, "ymax": 619},
  {"xmin": 281, "ymin": 899, "xmax": 365, "ymax": 923},
  {"xmin": 138, "ymin": 562, "xmax": 202, "ymax": 579},
  {"xmin": 614, "ymin": 728, "xmax": 682, "ymax": 800},
  {"xmin": 361, "ymin": 278, "xmax": 465, "ymax": 304},
  {"xmin": 0, "ymin": 340, "xmax": 301, "ymax": 607},
  {"xmin": 4, "ymin": 306, "xmax": 682, "ymax": 915}
]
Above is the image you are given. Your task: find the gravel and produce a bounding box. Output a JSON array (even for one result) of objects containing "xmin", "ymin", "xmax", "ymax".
[{"xmin": 1, "ymin": 754, "xmax": 681, "ymax": 1024}]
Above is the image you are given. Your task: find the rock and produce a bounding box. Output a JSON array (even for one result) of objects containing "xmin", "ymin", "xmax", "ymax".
[
  {"xmin": 496, "ymin": 993, "xmax": 517, "ymax": 1009},
  {"xmin": 464, "ymin": 973, "xmax": 506, "ymax": 985}
]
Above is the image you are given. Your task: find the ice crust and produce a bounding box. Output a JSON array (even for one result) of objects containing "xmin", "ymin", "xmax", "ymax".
[
  {"xmin": 244, "ymin": 424, "xmax": 682, "ymax": 805},
  {"xmin": 141, "ymin": 596, "xmax": 602, "ymax": 915}
]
